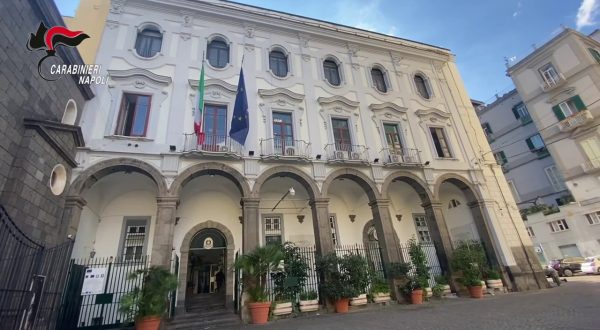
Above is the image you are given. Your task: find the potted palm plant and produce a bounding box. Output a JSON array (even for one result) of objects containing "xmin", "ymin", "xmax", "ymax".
[
  {"xmin": 451, "ymin": 241, "xmax": 487, "ymax": 299},
  {"xmin": 235, "ymin": 245, "xmax": 284, "ymax": 324},
  {"xmin": 119, "ymin": 266, "xmax": 178, "ymax": 330},
  {"xmin": 316, "ymin": 253, "xmax": 358, "ymax": 313},
  {"xmin": 299, "ymin": 291, "xmax": 319, "ymax": 312}
]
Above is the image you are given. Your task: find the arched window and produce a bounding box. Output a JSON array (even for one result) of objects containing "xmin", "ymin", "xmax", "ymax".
[
  {"xmin": 135, "ymin": 27, "xmax": 162, "ymax": 58},
  {"xmin": 323, "ymin": 59, "xmax": 341, "ymax": 86},
  {"xmin": 448, "ymin": 199, "xmax": 461, "ymax": 209},
  {"xmin": 414, "ymin": 74, "xmax": 431, "ymax": 99},
  {"xmin": 62, "ymin": 99, "xmax": 77, "ymax": 125},
  {"xmin": 371, "ymin": 67, "xmax": 387, "ymax": 92},
  {"xmin": 207, "ymin": 38, "xmax": 230, "ymax": 68},
  {"xmin": 269, "ymin": 50, "xmax": 288, "ymax": 77}
]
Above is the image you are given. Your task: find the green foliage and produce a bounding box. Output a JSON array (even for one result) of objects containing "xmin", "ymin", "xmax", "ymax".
[
  {"xmin": 432, "ymin": 284, "xmax": 445, "ymax": 298},
  {"xmin": 270, "ymin": 242, "xmax": 308, "ymax": 302},
  {"xmin": 119, "ymin": 266, "xmax": 178, "ymax": 320},
  {"xmin": 451, "ymin": 240, "xmax": 487, "ymax": 287},
  {"xmin": 434, "ymin": 274, "xmax": 448, "ymax": 285},
  {"xmin": 299, "ymin": 290, "xmax": 318, "ymax": 301},
  {"xmin": 342, "ymin": 253, "xmax": 370, "ymax": 294},
  {"xmin": 316, "ymin": 253, "xmax": 358, "ymax": 300},
  {"xmin": 484, "ymin": 268, "xmax": 501, "ymax": 280},
  {"xmin": 234, "ymin": 245, "xmax": 284, "ymax": 302},
  {"xmin": 386, "ymin": 261, "xmax": 410, "ymax": 279},
  {"xmin": 407, "ymin": 238, "xmax": 429, "ymax": 290},
  {"xmin": 370, "ymin": 276, "xmax": 390, "ymax": 294}
]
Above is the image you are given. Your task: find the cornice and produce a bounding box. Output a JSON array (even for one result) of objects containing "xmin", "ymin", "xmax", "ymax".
[
  {"xmin": 108, "ymin": 68, "xmax": 172, "ymax": 86},
  {"xmin": 23, "ymin": 118, "xmax": 85, "ymax": 167},
  {"xmin": 188, "ymin": 78, "xmax": 237, "ymax": 93},
  {"xmin": 415, "ymin": 108, "xmax": 451, "ymax": 119},
  {"xmin": 368, "ymin": 102, "xmax": 407, "ymax": 113},
  {"xmin": 317, "ymin": 95, "xmax": 360, "ymax": 108},
  {"xmin": 258, "ymin": 88, "xmax": 305, "ymax": 102}
]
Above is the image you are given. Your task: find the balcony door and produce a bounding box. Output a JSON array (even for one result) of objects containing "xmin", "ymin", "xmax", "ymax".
[
  {"xmin": 384, "ymin": 123, "xmax": 403, "ymax": 153},
  {"xmin": 332, "ymin": 118, "xmax": 352, "ymax": 152},
  {"xmin": 272, "ymin": 112, "xmax": 294, "ymax": 154},
  {"xmin": 204, "ymin": 104, "xmax": 227, "ymax": 151}
]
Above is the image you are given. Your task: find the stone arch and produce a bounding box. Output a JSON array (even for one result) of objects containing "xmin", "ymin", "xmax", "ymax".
[
  {"xmin": 170, "ymin": 162, "xmax": 250, "ymax": 197},
  {"xmin": 381, "ymin": 171, "xmax": 433, "ymax": 203},
  {"xmin": 433, "ymin": 173, "xmax": 481, "ymax": 203},
  {"xmin": 252, "ymin": 165, "xmax": 320, "ymax": 199},
  {"xmin": 178, "ymin": 220, "xmax": 236, "ymax": 310},
  {"xmin": 69, "ymin": 158, "xmax": 168, "ymax": 196},
  {"xmin": 321, "ymin": 168, "xmax": 381, "ymax": 201}
]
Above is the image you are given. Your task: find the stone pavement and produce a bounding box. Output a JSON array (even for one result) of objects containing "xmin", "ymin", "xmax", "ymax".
[{"xmin": 222, "ymin": 275, "xmax": 600, "ymax": 330}]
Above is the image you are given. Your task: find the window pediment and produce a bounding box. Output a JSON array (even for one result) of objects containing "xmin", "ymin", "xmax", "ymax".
[
  {"xmin": 258, "ymin": 88, "xmax": 305, "ymax": 103},
  {"xmin": 317, "ymin": 95, "xmax": 359, "ymax": 108},
  {"xmin": 415, "ymin": 108, "xmax": 452, "ymax": 131},
  {"xmin": 108, "ymin": 68, "xmax": 172, "ymax": 87},
  {"xmin": 370, "ymin": 102, "xmax": 408, "ymax": 125},
  {"xmin": 188, "ymin": 78, "xmax": 237, "ymax": 101}
]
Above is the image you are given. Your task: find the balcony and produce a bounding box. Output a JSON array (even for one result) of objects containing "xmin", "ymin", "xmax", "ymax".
[
  {"xmin": 259, "ymin": 138, "xmax": 311, "ymax": 161},
  {"xmin": 182, "ymin": 134, "xmax": 243, "ymax": 157},
  {"xmin": 325, "ymin": 144, "xmax": 369, "ymax": 163},
  {"xmin": 557, "ymin": 110, "xmax": 594, "ymax": 132},
  {"xmin": 581, "ymin": 157, "xmax": 600, "ymax": 174},
  {"xmin": 520, "ymin": 115, "xmax": 533, "ymax": 125},
  {"xmin": 540, "ymin": 73, "xmax": 566, "ymax": 92},
  {"xmin": 380, "ymin": 148, "xmax": 422, "ymax": 166}
]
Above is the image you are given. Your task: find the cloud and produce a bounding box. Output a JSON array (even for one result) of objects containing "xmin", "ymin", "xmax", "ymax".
[
  {"xmin": 513, "ymin": 1, "xmax": 522, "ymax": 18},
  {"xmin": 334, "ymin": 0, "xmax": 396, "ymax": 35},
  {"xmin": 576, "ymin": 0, "xmax": 599, "ymax": 30}
]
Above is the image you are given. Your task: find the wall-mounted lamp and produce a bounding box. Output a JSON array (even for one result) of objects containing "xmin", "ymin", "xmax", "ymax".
[
  {"xmin": 89, "ymin": 248, "xmax": 96, "ymax": 259},
  {"xmin": 169, "ymin": 145, "xmax": 176, "ymax": 152},
  {"xmin": 395, "ymin": 214, "xmax": 402, "ymax": 222},
  {"xmin": 316, "ymin": 154, "xmax": 322, "ymax": 160},
  {"xmin": 175, "ymin": 217, "xmax": 180, "ymax": 226},
  {"xmin": 238, "ymin": 216, "xmax": 244, "ymax": 224},
  {"xmin": 424, "ymin": 161, "xmax": 430, "ymax": 166},
  {"xmin": 349, "ymin": 214, "xmax": 356, "ymax": 223},
  {"xmin": 271, "ymin": 187, "xmax": 295, "ymax": 211},
  {"xmin": 373, "ymin": 158, "xmax": 379, "ymax": 163},
  {"xmin": 249, "ymin": 150, "xmax": 255, "ymax": 156},
  {"xmin": 297, "ymin": 215, "xmax": 305, "ymax": 224}
]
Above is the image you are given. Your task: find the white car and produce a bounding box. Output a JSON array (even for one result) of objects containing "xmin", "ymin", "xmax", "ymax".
[{"xmin": 580, "ymin": 256, "xmax": 600, "ymax": 274}]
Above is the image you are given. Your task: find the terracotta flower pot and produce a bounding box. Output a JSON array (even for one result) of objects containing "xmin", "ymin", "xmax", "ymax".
[
  {"xmin": 469, "ymin": 285, "xmax": 483, "ymax": 299},
  {"xmin": 135, "ymin": 316, "xmax": 161, "ymax": 330},
  {"xmin": 411, "ymin": 289, "xmax": 423, "ymax": 304},
  {"xmin": 334, "ymin": 298, "xmax": 349, "ymax": 313},
  {"xmin": 248, "ymin": 301, "xmax": 271, "ymax": 324}
]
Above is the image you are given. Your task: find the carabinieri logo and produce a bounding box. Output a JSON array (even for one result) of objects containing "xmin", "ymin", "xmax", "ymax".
[{"xmin": 27, "ymin": 22, "xmax": 90, "ymax": 81}]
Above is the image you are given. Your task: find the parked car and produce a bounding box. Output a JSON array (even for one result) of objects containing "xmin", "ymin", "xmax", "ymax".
[
  {"xmin": 581, "ymin": 256, "xmax": 600, "ymax": 275},
  {"xmin": 550, "ymin": 257, "xmax": 585, "ymax": 277}
]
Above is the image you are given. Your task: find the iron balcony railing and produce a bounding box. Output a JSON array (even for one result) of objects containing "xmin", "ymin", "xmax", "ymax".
[
  {"xmin": 324, "ymin": 143, "xmax": 369, "ymax": 162},
  {"xmin": 380, "ymin": 147, "xmax": 421, "ymax": 165},
  {"xmin": 183, "ymin": 133, "xmax": 243, "ymax": 156},
  {"xmin": 259, "ymin": 137, "xmax": 311, "ymax": 159},
  {"xmin": 582, "ymin": 157, "xmax": 600, "ymax": 173},
  {"xmin": 557, "ymin": 110, "xmax": 593, "ymax": 132},
  {"xmin": 540, "ymin": 73, "xmax": 566, "ymax": 92}
]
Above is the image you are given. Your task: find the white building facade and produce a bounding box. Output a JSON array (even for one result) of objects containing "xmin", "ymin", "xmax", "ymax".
[{"xmin": 62, "ymin": 0, "xmax": 546, "ymax": 319}]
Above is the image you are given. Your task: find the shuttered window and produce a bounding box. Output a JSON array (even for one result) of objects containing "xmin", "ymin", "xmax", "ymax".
[
  {"xmin": 494, "ymin": 151, "xmax": 507, "ymax": 165},
  {"xmin": 552, "ymin": 95, "xmax": 586, "ymax": 121},
  {"xmin": 525, "ymin": 134, "xmax": 545, "ymax": 151},
  {"xmin": 589, "ymin": 48, "xmax": 600, "ymax": 64}
]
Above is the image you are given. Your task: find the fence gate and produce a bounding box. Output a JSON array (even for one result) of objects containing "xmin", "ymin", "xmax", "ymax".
[{"xmin": 0, "ymin": 206, "xmax": 74, "ymax": 330}]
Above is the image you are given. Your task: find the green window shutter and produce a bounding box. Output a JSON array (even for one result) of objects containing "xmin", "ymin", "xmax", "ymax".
[
  {"xmin": 511, "ymin": 105, "xmax": 520, "ymax": 119},
  {"xmin": 485, "ymin": 123, "xmax": 492, "ymax": 134},
  {"xmin": 525, "ymin": 137, "xmax": 534, "ymax": 150},
  {"xmin": 571, "ymin": 95, "xmax": 586, "ymax": 111},
  {"xmin": 552, "ymin": 105, "xmax": 565, "ymax": 121},
  {"xmin": 500, "ymin": 151, "xmax": 507, "ymax": 164},
  {"xmin": 589, "ymin": 48, "xmax": 600, "ymax": 63}
]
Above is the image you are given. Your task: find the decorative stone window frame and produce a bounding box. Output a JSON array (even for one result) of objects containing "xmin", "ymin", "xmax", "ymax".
[
  {"xmin": 412, "ymin": 71, "xmax": 434, "ymax": 100},
  {"xmin": 367, "ymin": 64, "xmax": 392, "ymax": 94},
  {"xmin": 320, "ymin": 55, "xmax": 345, "ymax": 88},
  {"xmin": 117, "ymin": 216, "xmax": 152, "ymax": 261},
  {"xmin": 62, "ymin": 99, "xmax": 77, "ymax": 125},
  {"xmin": 205, "ymin": 34, "xmax": 234, "ymax": 71},
  {"xmin": 130, "ymin": 22, "xmax": 166, "ymax": 61},
  {"xmin": 265, "ymin": 44, "xmax": 293, "ymax": 80},
  {"xmin": 369, "ymin": 102, "xmax": 409, "ymax": 150},
  {"xmin": 415, "ymin": 108, "xmax": 457, "ymax": 159},
  {"xmin": 262, "ymin": 213, "xmax": 285, "ymax": 245},
  {"xmin": 258, "ymin": 88, "xmax": 305, "ymax": 141},
  {"xmin": 105, "ymin": 68, "xmax": 172, "ymax": 140},
  {"xmin": 318, "ymin": 95, "xmax": 360, "ymax": 146},
  {"xmin": 188, "ymin": 78, "xmax": 238, "ymax": 132}
]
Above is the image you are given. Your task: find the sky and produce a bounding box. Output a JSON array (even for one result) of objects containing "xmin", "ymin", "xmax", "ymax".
[{"xmin": 55, "ymin": 0, "xmax": 599, "ymax": 104}]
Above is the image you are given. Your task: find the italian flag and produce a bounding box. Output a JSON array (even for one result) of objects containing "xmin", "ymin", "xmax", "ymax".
[{"xmin": 194, "ymin": 62, "xmax": 205, "ymax": 145}]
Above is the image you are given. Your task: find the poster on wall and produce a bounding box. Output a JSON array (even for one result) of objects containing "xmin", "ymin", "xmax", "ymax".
[{"xmin": 81, "ymin": 267, "xmax": 107, "ymax": 295}]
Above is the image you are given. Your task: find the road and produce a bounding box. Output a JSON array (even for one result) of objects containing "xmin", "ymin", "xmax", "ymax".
[{"xmin": 226, "ymin": 275, "xmax": 600, "ymax": 330}]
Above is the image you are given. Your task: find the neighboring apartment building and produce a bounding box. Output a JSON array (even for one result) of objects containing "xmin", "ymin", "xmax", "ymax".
[
  {"xmin": 0, "ymin": 0, "xmax": 94, "ymax": 328},
  {"xmin": 507, "ymin": 28, "xmax": 600, "ymax": 263},
  {"xmin": 63, "ymin": 0, "xmax": 546, "ymax": 325}
]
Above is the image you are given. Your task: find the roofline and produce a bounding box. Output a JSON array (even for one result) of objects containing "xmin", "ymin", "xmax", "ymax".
[{"xmin": 477, "ymin": 89, "xmax": 519, "ymax": 116}]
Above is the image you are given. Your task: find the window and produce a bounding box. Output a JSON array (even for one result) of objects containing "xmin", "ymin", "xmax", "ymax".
[
  {"xmin": 481, "ymin": 123, "xmax": 493, "ymax": 136},
  {"xmin": 585, "ymin": 211, "xmax": 600, "ymax": 225},
  {"xmin": 552, "ymin": 95, "xmax": 586, "ymax": 120},
  {"xmin": 494, "ymin": 151, "xmax": 507, "ymax": 165},
  {"xmin": 414, "ymin": 74, "xmax": 431, "ymax": 99},
  {"xmin": 269, "ymin": 50, "xmax": 288, "ymax": 77},
  {"xmin": 429, "ymin": 127, "xmax": 452, "ymax": 158},
  {"xmin": 539, "ymin": 63, "xmax": 560, "ymax": 87},
  {"xmin": 548, "ymin": 219, "xmax": 569, "ymax": 233},
  {"xmin": 384, "ymin": 123, "xmax": 403, "ymax": 151},
  {"xmin": 272, "ymin": 112, "xmax": 294, "ymax": 154},
  {"xmin": 589, "ymin": 48, "xmax": 600, "ymax": 64},
  {"xmin": 207, "ymin": 38, "xmax": 229, "ymax": 68},
  {"xmin": 120, "ymin": 218, "xmax": 149, "ymax": 261},
  {"xmin": 263, "ymin": 215, "xmax": 283, "ymax": 245},
  {"xmin": 448, "ymin": 199, "xmax": 461, "ymax": 209},
  {"xmin": 323, "ymin": 59, "xmax": 341, "ymax": 86},
  {"xmin": 525, "ymin": 134, "xmax": 545, "ymax": 151},
  {"xmin": 62, "ymin": 99, "xmax": 77, "ymax": 125},
  {"xmin": 526, "ymin": 226, "xmax": 535, "ymax": 237},
  {"xmin": 413, "ymin": 214, "xmax": 431, "ymax": 243},
  {"xmin": 371, "ymin": 68, "xmax": 387, "ymax": 92},
  {"xmin": 544, "ymin": 166, "xmax": 566, "ymax": 192},
  {"xmin": 507, "ymin": 180, "xmax": 520, "ymax": 202},
  {"xmin": 203, "ymin": 104, "xmax": 227, "ymax": 149},
  {"xmin": 558, "ymin": 244, "xmax": 581, "ymax": 258},
  {"xmin": 580, "ymin": 135, "xmax": 600, "ymax": 165},
  {"xmin": 512, "ymin": 103, "xmax": 530, "ymax": 121},
  {"xmin": 135, "ymin": 27, "xmax": 162, "ymax": 58},
  {"xmin": 115, "ymin": 93, "xmax": 151, "ymax": 137},
  {"xmin": 332, "ymin": 118, "xmax": 352, "ymax": 151},
  {"xmin": 329, "ymin": 214, "xmax": 339, "ymax": 246}
]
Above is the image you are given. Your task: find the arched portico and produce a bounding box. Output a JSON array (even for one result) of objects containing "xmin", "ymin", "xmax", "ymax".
[{"xmin": 170, "ymin": 162, "xmax": 251, "ymax": 197}]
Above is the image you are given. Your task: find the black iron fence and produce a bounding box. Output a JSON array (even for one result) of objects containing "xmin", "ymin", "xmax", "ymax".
[
  {"xmin": 397, "ymin": 242, "xmax": 443, "ymax": 287},
  {"xmin": 0, "ymin": 205, "xmax": 74, "ymax": 330}
]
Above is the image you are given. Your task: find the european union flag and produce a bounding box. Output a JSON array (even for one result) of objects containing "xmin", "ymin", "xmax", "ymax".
[{"xmin": 229, "ymin": 68, "xmax": 249, "ymax": 145}]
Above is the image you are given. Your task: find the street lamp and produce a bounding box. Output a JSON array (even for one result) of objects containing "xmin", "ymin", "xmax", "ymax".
[{"xmin": 271, "ymin": 187, "xmax": 296, "ymax": 211}]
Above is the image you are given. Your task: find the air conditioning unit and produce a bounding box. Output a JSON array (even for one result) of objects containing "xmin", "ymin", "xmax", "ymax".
[
  {"xmin": 284, "ymin": 146, "xmax": 296, "ymax": 156},
  {"xmin": 219, "ymin": 145, "xmax": 230, "ymax": 152},
  {"xmin": 334, "ymin": 150, "xmax": 346, "ymax": 159},
  {"xmin": 350, "ymin": 152, "xmax": 361, "ymax": 160}
]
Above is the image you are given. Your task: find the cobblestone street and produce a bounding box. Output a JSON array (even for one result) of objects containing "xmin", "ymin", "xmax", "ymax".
[{"xmin": 226, "ymin": 276, "xmax": 600, "ymax": 330}]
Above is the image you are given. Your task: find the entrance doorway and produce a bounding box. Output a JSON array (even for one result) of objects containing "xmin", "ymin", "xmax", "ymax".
[{"xmin": 186, "ymin": 228, "xmax": 227, "ymax": 311}]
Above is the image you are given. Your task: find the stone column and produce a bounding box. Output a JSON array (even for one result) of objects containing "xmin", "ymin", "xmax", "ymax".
[
  {"xmin": 422, "ymin": 201, "xmax": 454, "ymax": 276},
  {"xmin": 467, "ymin": 201, "xmax": 502, "ymax": 269},
  {"xmin": 309, "ymin": 198, "xmax": 334, "ymax": 256},
  {"xmin": 60, "ymin": 196, "xmax": 87, "ymax": 240},
  {"xmin": 150, "ymin": 196, "xmax": 178, "ymax": 267},
  {"xmin": 241, "ymin": 197, "xmax": 260, "ymax": 252},
  {"xmin": 369, "ymin": 199, "xmax": 402, "ymax": 267}
]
